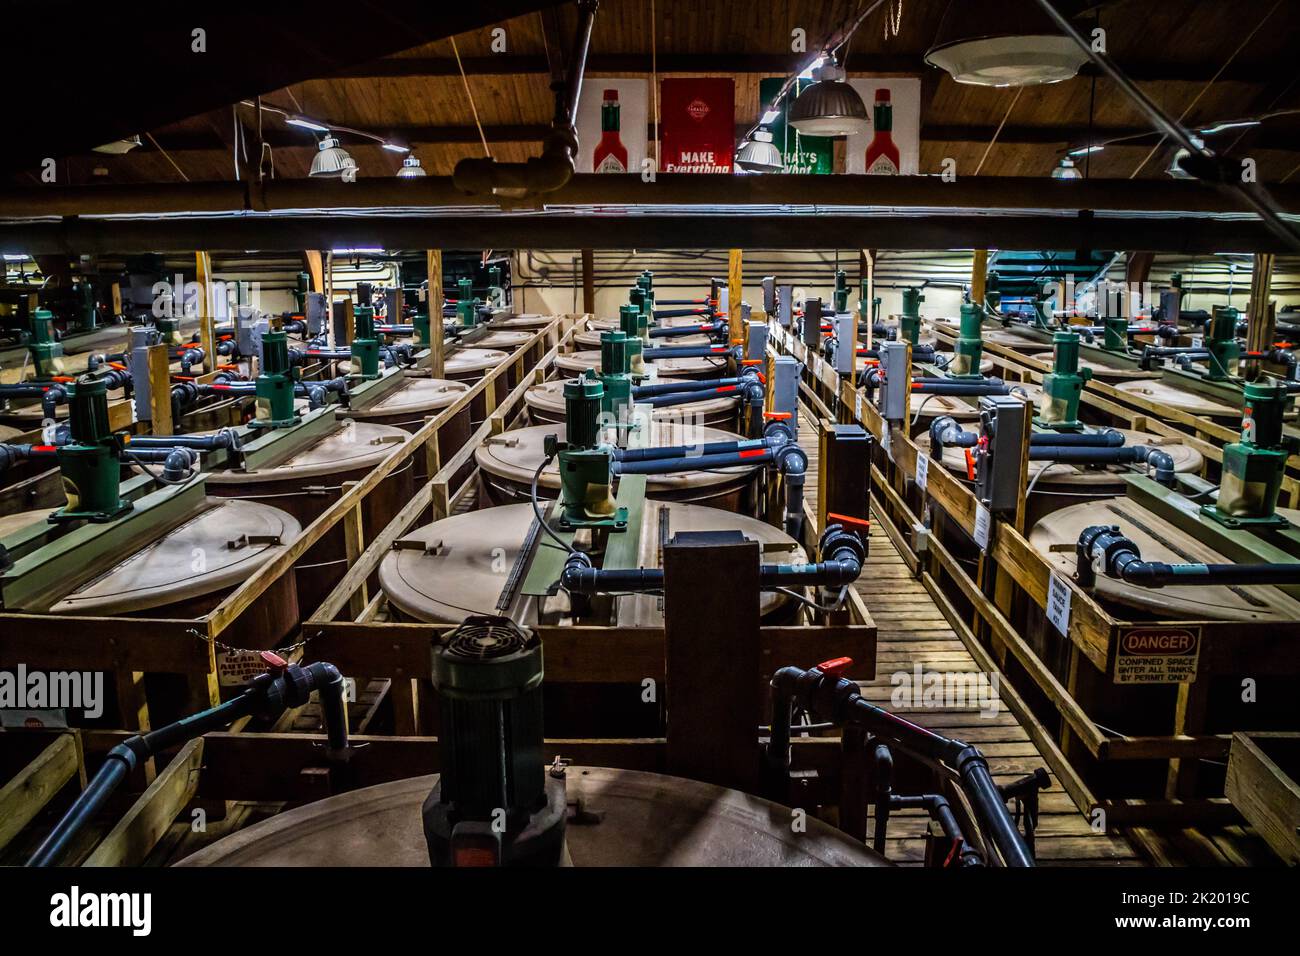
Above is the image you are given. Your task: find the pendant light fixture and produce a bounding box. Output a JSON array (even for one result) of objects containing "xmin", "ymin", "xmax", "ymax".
[
  {"xmin": 1051, "ymin": 156, "xmax": 1082, "ymax": 180},
  {"xmin": 735, "ymin": 129, "xmax": 784, "ymax": 173},
  {"xmin": 310, "ymin": 136, "xmax": 357, "ymax": 178},
  {"xmin": 925, "ymin": 0, "xmax": 1089, "ymax": 87},
  {"xmin": 786, "ymin": 58, "xmax": 869, "ymax": 137},
  {"xmin": 396, "ymin": 155, "xmax": 427, "ymax": 178}
]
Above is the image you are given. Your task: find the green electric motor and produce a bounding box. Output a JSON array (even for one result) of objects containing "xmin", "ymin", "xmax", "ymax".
[
  {"xmin": 551, "ymin": 373, "xmax": 627, "ymax": 532},
  {"xmin": 351, "ymin": 305, "xmax": 381, "ymax": 381},
  {"xmin": 1102, "ymin": 315, "xmax": 1128, "ymax": 352},
  {"xmin": 456, "ymin": 278, "xmax": 477, "ymax": 328},
  {"xmin": 294, "ymin": 272, "xmax": 311, "ymax": 315},
  {"xmin": 75, "ymin": 282, "xmax": 98, "ymax": 332},
  {"xmin": 28, "ymin": 308, "xmax": 66, "ymax": 379},
  {"xmin": 629, "ymin": 286, "xmax": 651, "ymax": 316},
  {"xmin": 619, "ymin": 304, "xmax": 647, "ymax": 374},
  {"xmin": 900, "ymin": 287, "xmax": 924, "ymax": 346},
  {"xmin": 52, "ymin": 378, "xmax": 131, "ymax": 523},
  {"xmin": 985, "ymin": 271, "xmax": 1001, "ymax": 315},
  {"xmin": 638, "ymin": 271, "xmax": 654, "ymax": 293},
  {"xmin": 950, "ymin": 303, "xmax": 985, "ymax": 379},
  {"xmin": 1204, "ymin": 305, "xmax": 1241, "ymax": 381},
  {"xmin": 1204, "ymin": 380, "xmax": 1293, "ymax": 528},
  {"xmin": 599, "ymin": 331, "xmax": 633, "ymax": 421},
  {"xmin": 1035, "ymin": 330, "xmax": 1091, "ymax": 431},
  {"xmin": 413, "ymin": 303, "xmax": 431, "ymax": 350},
  {"xmin": 833, "ymin": 270, "xmax": 849, "ymax": 314},
  {"xmin": 252, "ymin": 329, "xmax": 301, "ymax": 429}
]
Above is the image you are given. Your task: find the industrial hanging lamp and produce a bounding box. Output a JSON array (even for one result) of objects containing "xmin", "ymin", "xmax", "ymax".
[
  {"xmin": 735, "ymin": 129, "xmax": 784, "ymax": 173},
  {"xmin": 309, "ymin": 136, "xmax": 357, "ymax": 178},
  {"xmin": 924, "ymin": 0, "xmax": 1089, "ymax": 87},
  {"xmin": 1051, "ymin": 156, "xmax": 1082, "ymax": 179},
  {"xmin": 396, "ymin": 155, "xmax": 427, "ymax": 178},
  {"xmin": 786, "ymin": 58, "xmax": 869, "ymax": 137}
]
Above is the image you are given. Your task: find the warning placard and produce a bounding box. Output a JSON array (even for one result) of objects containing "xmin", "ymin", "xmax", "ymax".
[{"xmin": 1113, "ymin": 626, "xmax": 1201, "ymax": 684}]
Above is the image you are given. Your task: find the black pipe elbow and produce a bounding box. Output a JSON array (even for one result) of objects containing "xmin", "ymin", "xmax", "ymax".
[
  {"xmin": 42, "ymin": 384, "xmax": 68, "ymax": 420},
  {"xmin": 0, "ymin": 443, "xmax": 35, "ymax": 471}
]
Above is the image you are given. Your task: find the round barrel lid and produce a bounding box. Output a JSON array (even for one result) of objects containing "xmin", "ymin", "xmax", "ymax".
[
  {"xmin": 493, "ymin": 314, "xmax": 555, "ymax": 329},
  {"xmin": 379, "ymin": 501, "xmax": 804, "ymax": 623},
  {"xmin": 1112, "ymin": 379, "xmax": 1238, "ymax": 418},
  {"xmin": 176, "ymin": 768, "xmax": 888, "ymax": 867},
  {"xmin": 1029, "ymin": 499, "xmax": 1300, "ymax": 622},
  {"xmin": 1028, "ymin": 351, "xmax": 1155, "ymax": 381},
  {"xmin": 206, "ymin": 420, "xmax": 409, "ymax": 485},
  {"xmin": 926, "ymin": 354, "xmax": 995, "ymax": 376},
  {"xmin": 345, "ymin": 378, "xmax": 470, "ymax": 421},
  {"xmin": 445, "ymin": 347, "xmax": 509, "ymax": 376},
  {"xmin": 0, "ymin": 424, "xmax": 24, "ymax": 442},
  {"xmin": 577, "ymin": 329, "xmax": 711, "ymax": 349},
  {"xmin": 524, "ymin": 378, "xmax": 734, "ymax": 421},
  {"xmin": 557, "ymin": 350, "xmax": 724, "ymax": 378},
  {"xmin": 983, "ymin": 328, "xmax": 1048, "ymax": 349},
  {"xmin": 477, "ymin": 330, "xmax": 535, "ymax": 350},
  {"xmin": 476, "ymin": 420, "xmax": 756, "ymax": 493},
  {"xmin": 587, "ymin": 315, "xmax": 707, "ymax": 332},
  {"xmin": 917, "ymin": 428, "xmax": 1202, "ymax": 486},
  {"xmin": 49, "ymin": 497, "xmax": 302, "ymax": 615}
]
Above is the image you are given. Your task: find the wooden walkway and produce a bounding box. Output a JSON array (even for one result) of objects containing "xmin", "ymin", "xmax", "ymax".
[{"xmin": 798, "ymin": 410, "xmax": 1140, "ymax": 866}]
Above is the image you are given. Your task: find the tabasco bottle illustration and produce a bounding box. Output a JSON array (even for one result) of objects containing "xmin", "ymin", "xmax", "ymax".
[
  {"xmin": 864, "ymin": 88, "xmax": 900, "ymax": 176},
  {"xmin": 593, "ymin": 89, "xmax": 628, "ymax": 173}
]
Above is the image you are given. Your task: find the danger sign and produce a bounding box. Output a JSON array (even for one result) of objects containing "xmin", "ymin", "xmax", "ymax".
[{"xmin": 1113, "ymin": 626, "xmax": 1201, "ymax": 684}]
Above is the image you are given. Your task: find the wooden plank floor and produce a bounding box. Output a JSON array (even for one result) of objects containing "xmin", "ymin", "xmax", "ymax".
[{"xmin": 797, "ymin": 410, "xmax": 1140, "ymax": 866}]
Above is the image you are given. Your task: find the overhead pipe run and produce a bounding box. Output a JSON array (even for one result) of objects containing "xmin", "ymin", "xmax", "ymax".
[{"xmin": 452, "ymin": 0, "xmax": 599, "ymax": 199}]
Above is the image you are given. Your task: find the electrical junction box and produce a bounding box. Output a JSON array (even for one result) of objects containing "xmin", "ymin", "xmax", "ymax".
[
  {"xmin": 878, "ymin": 341, "xmax": 909, "ymax": 423},
  {"xmin": 771, "ymin": 355, "xmax": 800, "ymax": 436},
  {"xmin": 831, "ymin": 311, "xmax": 857, "ymax": 375},
  {"xmin": 777, "ymin": 285, "xmax": 794, "ymax": 328},
  {"xmin": 744, "ymin": 321, "xmax": 768, "ymax": 363},
  {"xmin": 975, "ymin": 395, "xmax": 1029, "ymax": 515},
  {"xmin": 762, "ymin": 276, "xmax": 776, "ymax": 314}
]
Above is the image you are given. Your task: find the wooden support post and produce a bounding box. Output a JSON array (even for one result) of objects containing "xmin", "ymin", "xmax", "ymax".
[
  {"xmin": 195, "ymin": 251, "xmax": 215, "ymax": 374},
  {"xmin": 861, "ymin": 249, "xmax": 876, "ymax": 353},
  {"xmin": 341, "ymin": 482, "xmax": 369, "ymax": 621},
  {"xmin": 304, "ymin": 250, "xmax": 324, "ymax": 294},
  {"xmin": 728, "ymin": 248, "xmax": 743, "ymax": 323},
  {"xmin": 971, "ymin": 249, "xmax": 988, "ymax": 309},
  {"xmin": 146, "ymin": 343, "xmax": 173, "ymax": 435},
  {"xmin": 427, "ymin": 250, "xmax": 444, "ymax": 378},
  {"xmin": 1167, "ymin": 680, "xmax": 1211, "ymax": 799},
  {"xmin": 1246, "ymin": 253, "xmax": 1276, "ymax": 368},
  {"xmin": 581, "ymin": 248, "xmax": 595, "ymax": 315},
  {"xmin": 664, "ymin": 530, "xmax": 761, "ymax": 792}
]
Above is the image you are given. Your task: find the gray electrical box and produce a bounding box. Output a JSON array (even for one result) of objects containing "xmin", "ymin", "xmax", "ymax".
[
  {"xmin": 305, "ymin": 292, "xmax": 327, "ymax": 336},
  {"xmin": 771, "ymin": 355, "xmax": 800, "ymax": 436},
  {"xmin": 777, "ymin": 285, "xmax": 794, "ymax": 327},
  {"xmin": 801, "ymin": 297, "xmax": 823, "ymax": 350},
  {"xmin": 744, "ymin": 321, "xmax": 768, "ymax": 363},
  {"xmin": 762, "ymin": 276, "xmax": 776, "ymax": 314},
  {"xmin": 878, "ymin": 341, "xmax": 910, "ymax": 422},
  {"xmin": 831, "ymin": 311, "xmax": 857, "ymax": 375},
  {"xmin": 975, "ymin": 395, "xmax": 1029, "ymax": 514}
]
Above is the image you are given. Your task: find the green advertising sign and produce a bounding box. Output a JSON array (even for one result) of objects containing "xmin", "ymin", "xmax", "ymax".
[{"xmin": 760, "ymin": 77, "xmax": 834, "ymax": 175}]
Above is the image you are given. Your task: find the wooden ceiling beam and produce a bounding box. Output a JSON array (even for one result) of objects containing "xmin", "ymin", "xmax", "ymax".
[{"xmin": 321, "ymin": 54, "xmax": 1289, "ymax": 86}]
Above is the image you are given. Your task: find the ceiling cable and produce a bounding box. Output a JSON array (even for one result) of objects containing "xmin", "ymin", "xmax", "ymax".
[
  {"xmin": 1129, "ymin": 0, "xmax": 1282, "ymax": 178},
  {"xmin": 973, "ymin": 87, "xmax": 1022, "ymax": 176},
  {"xmin": 450, "ymin": 35, "xmax": 492, "ymax": 159},
  {"xmin": 1034, "ymin": 0, "xmax": 1300, "ymax": 255},
  {"xmin": 144, "ymin": 131, "xmax": 190, "ymax": 182}
]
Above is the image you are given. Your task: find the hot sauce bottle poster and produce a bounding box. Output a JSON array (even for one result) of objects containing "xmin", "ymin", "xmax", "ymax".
[
  {"xmin": 659, "ymin": 77, "xmax": 735, "ymax": 173},
  {"xmin": 576, "ymin": 79, "xmax": 648, "ymax": 174},
  {"xmin": 844, "ymin": 77, "xmax": 922, "ymax": 175}
]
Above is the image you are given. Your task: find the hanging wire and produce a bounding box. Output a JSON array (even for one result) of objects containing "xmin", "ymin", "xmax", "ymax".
[
  {"xmin": 450, "ymin": 35, "xmax": 492, "ymax": 159},
  {"xmin": 973, "ymin": 88, "xmax": 1023, "ymax": 176}
]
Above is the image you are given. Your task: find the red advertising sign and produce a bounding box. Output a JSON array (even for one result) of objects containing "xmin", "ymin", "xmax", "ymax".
[{"xmin": 659, "ymin": 78, "xmax": 735, "ymax": 173}]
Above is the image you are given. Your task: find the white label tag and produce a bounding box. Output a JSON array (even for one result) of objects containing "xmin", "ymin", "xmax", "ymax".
[
  {"xmin": 1190, "ymin": 335, "xmax": 1203, "ymax": 348},
  {"xmin": 854, "ymin": 391, "xmax": 864, "ymax": 422},
  {"xmin": 881, "ymin": 425, "xmax": 893, "ymax": 462},
  {"xmin": 1047, "ymin": 571, "xmax": 1072, "ymax": 636},
  {"xmin": 915, "ymin": 452, "xmax": 929, "ymax": 492},
  {"xmin": 973, "ymin": 503, "xmax": 991, "ymax": 552}
]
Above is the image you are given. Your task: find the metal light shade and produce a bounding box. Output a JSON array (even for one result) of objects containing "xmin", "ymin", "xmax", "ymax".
[
  {"xmin": 925, "ymin": 0, "xmax": 1089, "ymax": 87},
  {"xmin": 396, "ymin": 155, "xmax": 427, "ymax": 178},
  {"xmin": 787, "ymin": 63, "xmax": 868, "ymax": 137},
  {"xmin": 92, "ymin": 135, "xmax": 141, "ymax": 155},
  {"xmin": 310, "ymin": 136, "xmax": 357, "ymax": 178},
  {"xmin": 1052, "ymin": 156, "xmax": 1082, "ymax": 180},
  {"xmin": 735, "ymin": 130, "xmax": 784, "ymax": 173}
]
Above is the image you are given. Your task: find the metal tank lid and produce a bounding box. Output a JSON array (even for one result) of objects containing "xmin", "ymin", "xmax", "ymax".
[
  {"xmin": 205, "ymin": 420, "xmax": 408, "ymax": 485},
  {"xmin": 347, "ymin": 377, "xmax": 470, "ymax": 419},
  {"xmin": 445, "ymin": 347, "xmax": 509, "ymax": 375},
  {"xmin": 48, "ymin": 497, "xmax": 302, "ymax": 615}
]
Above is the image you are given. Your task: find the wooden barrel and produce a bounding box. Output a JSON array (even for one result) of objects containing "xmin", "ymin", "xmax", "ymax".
[
  {"xmin": 917, "ymin": 428, "xmax": 1203, "ymax": 525},
  {"xmin": 344, "ymin": 377, "xmax": 472, "ymax": 482},
  {"xmin": 1112, "ymin": 378, "xmax": 1239, "ymax": 421},
  {"xmin": 444, "ymin": 347, "xmax": 510, "ymax": 425},
  {"xmin": 524, "ymin": 378, "xmax": 737, "ymax": 429},
  {"xmin": 205, "ymin": 420, "xmax": 413, "ymax": 617},
  {"xmin": 1027, "ymin": 351, "xmax": 1156, "ymax": 382},
  {"xmin": 474, "ymin": 421, "xmax": 761, "ymax": 511},
  {"xmin": 176, "ymin": 769, "xmax": 890, "ymax": 867},
  {"xmin": 557, "ymin": 349, "xmax": 725, "ymax": 381}
]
